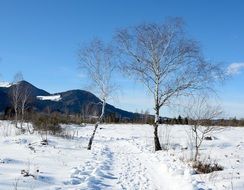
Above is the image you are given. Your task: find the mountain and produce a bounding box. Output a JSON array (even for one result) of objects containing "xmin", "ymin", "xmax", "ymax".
[
  {"xmin": 0, "ymin": 90, "xmax": 10, "ymax": 112},
  {"xmin": 0, "ymin": 80, "xmax": 136, "ymax": 119}
]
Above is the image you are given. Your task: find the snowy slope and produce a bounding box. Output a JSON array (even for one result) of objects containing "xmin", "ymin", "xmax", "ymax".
[
  {"xmin": 0, "ymin": 121, "xmax": 243, "ymax": 189},
  {"xmin": 37, "ymin": 95, "xmax": 62, "ymax": 101}
]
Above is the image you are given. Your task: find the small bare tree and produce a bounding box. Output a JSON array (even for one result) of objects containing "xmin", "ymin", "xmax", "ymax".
[
  {"xmin": 116, "ymin": 18, "xmax": 223, "ymax": 151},
  {"xmin": 185, "ymin": 96, "xmax": 223, "ymax": 162},
  {"xmin": 78, "ymin": 39, "xmax": 117, "ymax": 150},
  {"xmin": 10, "ymin": 72, "xmax": 23, "ymax": 128},
  {"xmin": 19, "ymin": 82, "xmax": 31, "ymax": 129}
]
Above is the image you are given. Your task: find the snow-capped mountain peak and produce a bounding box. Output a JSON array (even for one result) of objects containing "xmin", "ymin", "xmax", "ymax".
[{"xmin": 0, "ymin": 81, "xmax": 12, "ymax": 88}]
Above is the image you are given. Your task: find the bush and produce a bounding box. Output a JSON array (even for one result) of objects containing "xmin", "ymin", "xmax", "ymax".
[
  {"xmin": 32, "ymin": 114, "xmax": 63, "ymax": 135},
  {"xmin": 193, "ymin": 161, "xmax": 223, "ymax": 174}
]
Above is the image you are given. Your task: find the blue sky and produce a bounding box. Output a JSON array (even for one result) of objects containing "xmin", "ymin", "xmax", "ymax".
[{"xmin": 0, "ymin": 0, "xmax": 244, "ymax": 118}]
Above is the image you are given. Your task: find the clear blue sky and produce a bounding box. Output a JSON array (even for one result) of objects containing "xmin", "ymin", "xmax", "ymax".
[{"xmin": 0, "ymin": 0, "xmax": 244, "ymax": 118}]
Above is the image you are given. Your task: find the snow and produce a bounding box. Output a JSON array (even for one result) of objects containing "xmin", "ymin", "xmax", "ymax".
[
  {"xmin": 0, "ymin": 121, "xmax": 243, "ymax": 189},
  {"xmin": 0, "ymin": 81, "xmax": 11, "ymax": 88},
  {"xmin": 37, "ymin": 95, "xmax": 62, "ymax": 101}
]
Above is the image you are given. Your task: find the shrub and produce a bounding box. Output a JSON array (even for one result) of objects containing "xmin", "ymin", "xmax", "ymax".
[
  {"xmin": 32, "ymin": 114, "xmax": 63, "ymax": 135},
  {"xmin": 193, "ymin": 161, "xmax": 223, "ymax": 174}
]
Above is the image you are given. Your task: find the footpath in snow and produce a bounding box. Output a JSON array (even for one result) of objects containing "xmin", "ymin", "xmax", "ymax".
[{"xmin": 64, "ymin": 125, "xmax": 196, "ymax": 190}]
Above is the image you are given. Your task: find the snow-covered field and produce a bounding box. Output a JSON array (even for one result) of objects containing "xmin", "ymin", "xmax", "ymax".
[{"xmin": 0, "ymin": 121, "xmax": 243, "ymax": 190}]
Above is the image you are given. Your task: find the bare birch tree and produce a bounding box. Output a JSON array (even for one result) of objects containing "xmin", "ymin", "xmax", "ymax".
[
  {"xmin": 19, "ymin": 82, "xmax": 31, "ymax": 129},
  {"xmin": 116, "ymin": 18, "xmax": 223, "ymax": 151},
  {"xmin": 184, "ymin": 96, "xmax": 223, "ymax": 162},
  {"xmin": 10, "ymin": 72, "xmax": 23, "ymax": 128},
  {"xmin": 78, "ymin": 39, "xmax": 117, "ymax": 150}
]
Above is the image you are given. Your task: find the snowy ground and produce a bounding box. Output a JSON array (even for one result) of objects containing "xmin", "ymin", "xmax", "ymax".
[{"xmin": 0, "ymin": 121, "xmax": 243, "ymax": 190}]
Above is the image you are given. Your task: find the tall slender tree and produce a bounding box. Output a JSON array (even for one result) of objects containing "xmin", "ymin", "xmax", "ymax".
[
  {"xmin": 19, "ymin": 82, "xmax": 31, "ymax": 128},
  {"xmin": 10, "ymin": 72, "xmax": 23, "ymax": 128},
  {"xmin": 78, "ymin": 39, "xmax": 117, "ymax": 150}
]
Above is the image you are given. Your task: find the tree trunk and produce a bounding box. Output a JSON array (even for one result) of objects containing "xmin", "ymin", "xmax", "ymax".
[
  {"xmin": 87, "ymin": 122, "xmax": 99, "ymax": 150},
  {"xmin": 154, "ymin": 107, "xmax": 162, "ymax": 151},
  {"xmin": 15, "ymin": 109, "xmax": 18, "ymax": 128},
  {"xmin": 20, "ymin": 107, "xmax": 24, "ymax": 129},
  {"xmin": 194, "ymin": 131, "xmax": 198, "ymax": 162},
  {"xmin": 154, "ymin": 124, "xmax": 162, "ymax": 151},
  {"xmin": 87, "ymin": 100, "xmax": 106, "ymax": 150},
  {"xmin": 194, "ymin": 147, "xmax": 198, "ymax": 162}
]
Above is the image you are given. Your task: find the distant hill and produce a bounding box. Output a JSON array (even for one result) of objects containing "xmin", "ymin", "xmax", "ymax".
[{"xmin": 0, "ymin": 80, "xmax": 136, "ymax": 120}]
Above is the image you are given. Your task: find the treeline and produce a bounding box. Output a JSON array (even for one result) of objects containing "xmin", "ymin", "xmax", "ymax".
[
  {"xmin": 129, "ymin": 114, "xmax": 244, "ymax": 127},
  {"xmin": 213, "ymin": 118, "xmax": 244, "ymax": 127},
  {"xmin": 2, "ymin": 106, "xmax": 244, "ymax": 127}
]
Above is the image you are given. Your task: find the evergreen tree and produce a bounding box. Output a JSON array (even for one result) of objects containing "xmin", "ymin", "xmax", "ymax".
[
  {"xmin": 184, "ymin": 117, "xmax": 189, "ymax": 125},
  {"xmin": 178, "ymin": 115, "xmax": 183, "ymax": 124}
]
